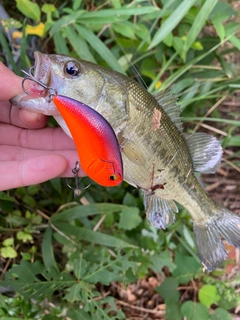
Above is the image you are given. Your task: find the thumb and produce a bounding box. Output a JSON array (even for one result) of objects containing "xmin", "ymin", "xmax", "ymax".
[{"xmin": 0, "ymin": 62, "xmax": 23, "ymax": 101}]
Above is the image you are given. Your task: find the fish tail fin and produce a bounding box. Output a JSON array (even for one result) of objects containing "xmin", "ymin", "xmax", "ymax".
[{"xmin": 193, "ymin": 204, "xmax": 240, "ymax": 271}]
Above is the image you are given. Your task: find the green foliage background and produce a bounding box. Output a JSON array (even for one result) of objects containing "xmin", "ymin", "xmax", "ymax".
[{"xmin": 0, "ymin": 0, "xmax": 240, "ymax": 319}]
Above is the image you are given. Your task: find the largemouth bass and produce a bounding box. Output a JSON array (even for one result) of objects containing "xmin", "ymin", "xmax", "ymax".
[{"xmin": 11, "ymin": 51, "xmax": 240, "ymax": 271}]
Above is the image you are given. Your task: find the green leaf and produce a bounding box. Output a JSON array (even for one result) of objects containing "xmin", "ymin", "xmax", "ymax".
[
  {"xmin": 19, "ymin": 20, "xmax": 28, "ymax": 72},
  {"xmin": 173, "ymin": 36, "xmax": 184, "ymax": 55},
  {"xmin": 16, "ymin": 231, "xmax": 33, "ymax": 243},
  {"xmin": 150, "ymin": 250, "xmax": 176, "ymax": 273},
  {"xmin": 229, "ymin": 35, "xmax": 240, "ymax": 51},
  {"xmin": 2, "ymin": 261, "xmax": 73, "ymax": 299},
  {"xmin": 2, "ymin": 238, "xmax": 14, "ymax": 247},
  {"xmin": 73, "ymin": 256, "xmax": 87, "ymax": 279},
  {"xmin": 80, "ymin": 7, "xmax": 159, "ymax": 19},
  {"xmin": 64, "ymin": 283, "xmax": 83, "ymax": 302},
  {"xmin": 0, "ymin": 191, "xmax": 15, "ymax": 202},
  {"xmin": 148, "ymin": 0, "xmax": 197, "ymax": 49},
  {"xmin": 68, "ymin": 307, "xmax": 92, "ymax": 320},
  {"xmin": 163, "ymin": 32, "xmax": 173, "ymax": 47},
  {"xmin": 182, "ymin": 225, "xmax": 195, "ymax": 248},
  {"xmin": 210, "ymin": 308, "xmax": 232, "ymax": 320},
  {"xmin": 52, "ymin": 32, "xmax": 69, "ymax": 55},
  {"xmin": 42, "ymin": 227, "xmax": 58, "ymax": 271},
  {"xmin": 83, "ymin": 251, "xmax": 138, "ymax": 285},
  {"xmin": 73, "ymin": 0, "xmax": 82, "ymax": 11},
  {"xmin": 0, "ymin": 27, "xmax": 18, "ymax": 74},
  {"xmin": 161, "ymin": 36, "xmax": 230, "ymax": 89},
  {"xmin": 184, "ymin": 117, "xmax": 240, "ymax": 127},
  {"xmin": 74, "ymin": 24, "xmax": 123, "ymax": 73},
  {"xmin": 181, "ymin": 301, "xmax": 209, "ymax": 320},
  {"xmin": 42, "ymin": 4, "xmax": 56, "ymax": 14},
  {"xmin": 172, "ymin": 252, "xmax": 200, "ymax": 284},
  {"xmin": 209, "ymin": 1, "xmax": 236, "ymax": 20},
  {"xmin": 27, "ymin": 185, "xmax": 40, "ymax": 195},
  {"xmin": 182, "ymin": 0, "xmax": 218, "ymax": 59},
  {"xmin": 0, "ymin": 247, "xmax": 17, "ymax": 259},
  {"xmin": 64, "ymin": 26, "xmax": 96, "ymax": 63},
  {"xmin": 112, "ymin": 22, "xmax": 136, "ymax": 40},
  {"xmin": 16, "ymin": 0, "xmax": 41, "ymax": 21},
  {"xmin": 0, "ymin": 294, "xmax": 8, "ymax": 310},
  {"xmin": 224, "ymin": 135, "xmax": 240, "ymax": 147},
  {"xmin": 156, "ymin": 277, "xmax": 180, "ymax": 303},
  {"xmin": 123, "ymin": 192, "xmax": 138, "ymax": 207},
  {"xmin": 118, "ymin": 207, "xmax": 141, "ymax": 230},
  {"xmin": 22, "ymin": 194, "xmax": 36, "ymax": 206},
  {"xmin": 51, "ymin": 203, "xmax": 134, "ymax": 222},
  {"xmin": 53, "ymin": 222, "xmax": 137, "ymax": 248},
  {"xmin": 49, "ymin": 11, "xmax": 85, "ymax": 34},
  {"xmin": 198, "ymin": 284, "xmax": 221, "ymax": 307},
  {"xmin": 213, "ymin": 20, "xmax": 225, "ymax": 41}
]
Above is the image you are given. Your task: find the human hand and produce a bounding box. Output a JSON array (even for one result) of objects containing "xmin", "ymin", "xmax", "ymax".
[{"xmin": 0, "ymin": 62, "xmax": 84, "ymax": 191}]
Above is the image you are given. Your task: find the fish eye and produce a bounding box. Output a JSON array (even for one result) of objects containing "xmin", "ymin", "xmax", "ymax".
[{"xmin": 64, "ymin": 61, "xmax": 80, "ymax": 77}]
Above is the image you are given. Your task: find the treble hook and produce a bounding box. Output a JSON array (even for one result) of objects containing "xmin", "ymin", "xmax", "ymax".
[
  {"xmin": 21, "ymin": 67, "xmax": 57, "ymax": 102},
  {"xmin": 66, "ymin": 160, "xmax": 91, "ymax": 198}
]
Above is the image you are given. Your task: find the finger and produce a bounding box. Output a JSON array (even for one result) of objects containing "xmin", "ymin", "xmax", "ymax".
[
  {"xmin": 0, "ymin": 154, "xmax": 68, "ymax": 191},
  {"xmin": 18, "ymin": 108, "xmax": 48, "ymax": 128},
  {"xmin": 0, "ymin": 62, "xmax": 23, "ymax": 100},
  {"xmin": 0, "ymin": 102, "xmax": 48, "ymax": 129},
  {"xmin": 0, "ymin": 124, "xmax": 75, "ymax": 150},
  {"xmin": 0, "ymin": 145, "xmax": 85, "ymax": 177}
]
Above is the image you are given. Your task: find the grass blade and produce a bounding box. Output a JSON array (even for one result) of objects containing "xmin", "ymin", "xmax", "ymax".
[
  {"xmin": 0, "ymin": 25, "xmax": 18, "ymax": 73},
  {"xmin": 64, "ymin": 26, "xmax": 96, "ymax": 62},
  {"xmin": 182, "ymin": 0, "xmax": 218, "ymax": 61},
  {"xmin": 74, "ymin": 24, "xmax": 124, "ymax": 73},
  {"xmin": 80, "ymin": 6, "xmax": 159, "ymax": 19},
  {"xmin": 183, "ymin": 117, "xmax": 240, "ymax": 126},
  {"xmin": 148, "ymin": 0, "xmax": 197, "ymax": 50},
  {"xmin": 53, "ymin": 31, "xmax": 70, "ymax": 55},
  {"xmin": 42, "ymin": 226, "xmax": 59, "ymax": 271},
  {"xmin": 53, "ymin": 222, "xmax": 137, "ymax": 249},
  {"xmin": 160, "ymin": 35, "xmax": 234, "ymax": 89}
]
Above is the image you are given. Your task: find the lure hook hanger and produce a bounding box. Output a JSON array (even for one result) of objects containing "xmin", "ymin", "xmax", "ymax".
[
  {"xmin": 66, "ymin": 161, "xmax": 91, "ymax": 198},
  {"xmin": 21, "ymin": 67, "xmax": 57, "ymax": 102}
]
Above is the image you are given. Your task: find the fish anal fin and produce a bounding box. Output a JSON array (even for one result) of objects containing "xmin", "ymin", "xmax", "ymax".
[
  {"xmin": 143, "ymin": 192, "xmax": 178, "ymax": 229},
  {"xmin": 153, "ymin": 90, "xmax": 183, "ymax": 132},
  {"xmin": 184, "ymin": 132, "xmax": 222, "ymax": 174}
]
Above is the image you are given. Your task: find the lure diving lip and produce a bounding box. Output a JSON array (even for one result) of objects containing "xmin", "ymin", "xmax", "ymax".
[{"xmin": 52, "ymin": 95, "xmax": 123, "ymax": 187}]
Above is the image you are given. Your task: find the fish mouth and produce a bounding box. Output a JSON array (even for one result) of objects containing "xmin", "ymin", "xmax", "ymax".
[
  {"xmin": 10, "ymin": 51, "xmax": 60, "ymax": 116},
  {"xmin": 28, "ymin": 51, "xmax": 51, "ymax": 96}
]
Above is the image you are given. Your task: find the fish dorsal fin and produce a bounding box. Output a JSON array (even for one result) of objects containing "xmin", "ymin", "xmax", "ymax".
[
  {"xmin": 184, "ymin": 132, "xmax": 222, "ymax": 174},
  {"xmin": 143, "ymin": 193, "xmax": 178, "ymax": 229},
  {"xmin": 153, "ymin": 90, "xmax": 183, "ymax": 132}
]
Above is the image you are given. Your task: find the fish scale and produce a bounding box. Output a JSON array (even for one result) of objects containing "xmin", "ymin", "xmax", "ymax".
[{"xmin": 11, "ymin": 51, "xmax": 240, "ymax": 271}]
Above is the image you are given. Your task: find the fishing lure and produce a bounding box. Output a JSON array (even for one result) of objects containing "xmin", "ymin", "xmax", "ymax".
[
  {"xmin": 52, "ymin": 94, "xmax": 123, "ymax": 187},
  {"xmin": 21, "ymin": 69, "xmax": 123, "ymax": 187}
]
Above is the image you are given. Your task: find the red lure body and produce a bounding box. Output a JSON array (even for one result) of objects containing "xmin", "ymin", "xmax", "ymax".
[{"xmin": 52, "ymin": 95, "xmax": 123, "ymax": 186}]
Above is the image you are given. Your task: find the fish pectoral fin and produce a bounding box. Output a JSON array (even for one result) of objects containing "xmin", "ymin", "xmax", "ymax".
[
  {"xmin": 143, "ymin": 192, "xmax": 178, "ymax": 229},
  {"xmin": 193, "ymin": 204, "xmax": 240, "ymax": 272},
  {"xmin": 184, "ymin": 132, "xmax": 222, "ymax": 174},
  {"xmin": 119, "ymin": 137, "xmax": 146, "ymax": 166}
]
